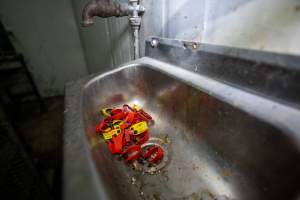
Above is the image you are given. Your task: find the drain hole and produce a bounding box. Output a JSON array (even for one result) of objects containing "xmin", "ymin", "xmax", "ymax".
[{"xmin": 132, "ymin": 137, "xmax": 170, "ymax": 174}]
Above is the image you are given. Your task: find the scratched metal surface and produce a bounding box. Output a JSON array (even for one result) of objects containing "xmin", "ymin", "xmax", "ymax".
[
  {"xmin": 64, "ymin": 56, "xmax": 300, "ymax": 200},
  {"xmin": 64, "ymin": 37, "xmax": 300, "ymax": 200}
]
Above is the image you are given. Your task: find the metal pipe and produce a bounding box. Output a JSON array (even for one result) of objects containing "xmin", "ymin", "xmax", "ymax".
[
  {"xmin": 133, "ymin": 29, "xmax": 139, "ymax": 59},
  {"xmin": 129, "ymin": 0, "xmax": 143, "ymax": 59},
  {"xmin": 82, "ymin": 0, "xmax": 130, "ymax": 26}
]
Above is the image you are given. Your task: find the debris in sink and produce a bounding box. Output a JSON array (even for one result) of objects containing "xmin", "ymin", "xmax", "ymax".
[
  {"xmin": 131, "ymin": 177, "xmax": 137, "ymax": 185},
  {"xmin": 132, "ymin": 160, "xmax": 143, "ymax": 171},
  {"xmin": 95, "ymin": 104, "xmax": 166, "ymax": 173},
  {"xmin": 164, "ymin": 135, "xmax": 171, "ymax": 144}
]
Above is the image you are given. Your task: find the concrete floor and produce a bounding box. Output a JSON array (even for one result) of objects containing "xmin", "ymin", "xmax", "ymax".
[{"xmin": 15, "ymin": 96, "xmax": 64, "ymax": 199}]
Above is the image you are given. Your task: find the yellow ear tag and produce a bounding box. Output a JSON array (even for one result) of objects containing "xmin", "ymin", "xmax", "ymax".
[
  {"xmin": 129, "ymin": 121, "xmax": 148, "ymax": 135},
  {"xmin": 102, "ymin": 125, "xmax": 122, "ymax": 141},
  {"xmin": 101, "ymin": 108, "xmax": 113, "ymax": 117}
]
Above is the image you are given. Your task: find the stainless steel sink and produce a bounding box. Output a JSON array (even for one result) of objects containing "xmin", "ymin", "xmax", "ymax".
[{"xmin": 77, "ymin": 57, "xmax": 300, "ymax": 200}]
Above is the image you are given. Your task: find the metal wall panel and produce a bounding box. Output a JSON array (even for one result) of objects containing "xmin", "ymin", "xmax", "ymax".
[
  {"xmin": 140, "ymin": 0, "xmax": 205, "ymax": 56},
  {"xmin": 1, "ymin": 0, "xmax": 299, "ymax": 96},
  {"xmin": 202, "ymin": 0, "xmax": 300, "ymax": 55}
]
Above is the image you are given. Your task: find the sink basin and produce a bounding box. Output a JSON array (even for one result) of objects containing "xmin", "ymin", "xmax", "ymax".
[{"xmin": 77, "ymin": 57, "xmax": 300, "ymax": 200}]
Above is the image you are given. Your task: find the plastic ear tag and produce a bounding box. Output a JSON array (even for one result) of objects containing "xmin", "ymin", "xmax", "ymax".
[
  {"xmin": 102, "ymin": 125, "xmax": 122, "ymax": 141},
  {"xmin": 129, "ymin": 121, "xmax": 148, "ymax": 135},
  {"xmin": 133, "ymin": 104, "xmax": 142, "ymax": 111},
  {"xmin": 101, "ymin": 108, "xmax": 113, "ymax": 117}
]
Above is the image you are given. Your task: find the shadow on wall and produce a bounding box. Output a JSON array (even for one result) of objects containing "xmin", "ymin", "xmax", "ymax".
[{"xmin": 0, "ymin": 0, "xmax": 89, "ymax": 97}]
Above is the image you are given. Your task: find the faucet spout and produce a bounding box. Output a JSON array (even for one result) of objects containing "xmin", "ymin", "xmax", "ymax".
[
  {"xmin": 82, "ymin": 0, "xmax": 130, "ymax": 26},
  {"xmin": 82, "ymin": 0, "xmax": 145, "ymax": 59}
]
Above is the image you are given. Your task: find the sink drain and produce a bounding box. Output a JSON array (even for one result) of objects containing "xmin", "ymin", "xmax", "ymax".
[{"xmin": 132, "ymin": 137, "xmax": 170, "ymax": 174}]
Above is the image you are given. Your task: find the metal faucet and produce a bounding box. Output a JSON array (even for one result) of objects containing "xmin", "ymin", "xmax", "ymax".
[{"xmin": 82, "ymin": 0, "xmax": 145, "ymax": 59}]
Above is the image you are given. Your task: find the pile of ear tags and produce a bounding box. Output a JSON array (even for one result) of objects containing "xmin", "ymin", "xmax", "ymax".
[{"xmin": 96, "ymin": 104, "xmax": 165, "ymax": 173}]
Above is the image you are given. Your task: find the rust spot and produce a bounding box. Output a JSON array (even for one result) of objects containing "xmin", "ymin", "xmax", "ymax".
[
  {"xmin": 192, "ymin": 43, "xmax": 197, "ymax": 49},
  {"xmin": 192, "ymin": 163, "xmax": 200, "ymax": 170},
  {"xmin": 87, "ymin": 125, "xmax": 97, "ymax": 137},
  {"xmin": 104, "ymin": 94, "xmax": 125, "ymax": 104},
  {"xmin": 295, "ymin": 5, "xmax": 300, "ymax": 12},
  {"xmin": 220, "ymin": 169, "xmax": 232, "ymax": 178},
  {"xmin": 197, "ymin": 131, "xmax": 206, "ymax": 140},
  {"xmin": 89, "ymin": 136, "xmax": 101, "ymax": 149}
]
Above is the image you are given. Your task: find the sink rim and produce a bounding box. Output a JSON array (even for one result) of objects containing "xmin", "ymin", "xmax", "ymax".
[{"xmin": 83, "ymin": 57, "xmax": 300, "ymax": 148}]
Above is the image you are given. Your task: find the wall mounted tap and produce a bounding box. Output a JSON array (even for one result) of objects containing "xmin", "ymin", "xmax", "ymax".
[
  {"xmin": 82, "ymin": 0, "xmax": 130, "ymax": 26},
  {"xmin": 82, "ymin": 0, "xmax": 145, "ymax": 59}
]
